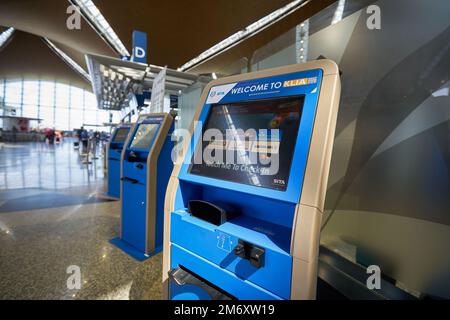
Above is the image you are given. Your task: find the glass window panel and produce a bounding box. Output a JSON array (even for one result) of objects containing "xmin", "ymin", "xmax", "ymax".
[
  {"xmin": 40, "ymin": 105, "xmax": 54, "ymax": 128},
  {"xmin": 55, "ymin": 83, "xmax": 70, "ymax": 107},
  {"xmin": 84, "ymin": 109, "xmax": 97, "ymax": 125},
  {"xmin": 6, "ymin": 102, "xmax": 21, "ymax": 117},
  {"xmin": 70, "ymin": 108, "xmax": 84, "ymax": 130},
  {"xmin": 0, "ymin": 80, "xmax": 105, "ymax": 131},
  {"xmin": 70, "ymin": 87, "xmax": 84, "ymax": 110},
  {"xmin": 5, "ymin": 80, "xmax": 22, "ymax": 105},
  {"xmin": 97, "ymin": 110, "xmax": 109, "ymax": 126},
  {"xmin": 84, "ymin": 92, "xmax": 97, "ymax": 110},
  {"xmin": 0, "ymin": 80, "xmax": 5, "ymax": 102},
  {"xmin": 40, "ymin": 81, "xmax": 55, "ymax": 107},
  {"xmin": 23, "ymin": 81, "xmax": 39, "ymax": 105},
  {"xmin": 54, "ymin": 105, "xmax": 69, "ymax": 130},
  {"xmin": 0, "ymin": 80, "xmax": 3, "ymax": 128},
  {"xmin": 22, "ymin": 103, "xmax": 39, "ymax": 119},
  {"xmin": 22, "ymin": 81, "xmax": 39, "ymax": 119},
  {"xmin": 37, "ymin": 82, "xmax": 54, "ymax": 127}
]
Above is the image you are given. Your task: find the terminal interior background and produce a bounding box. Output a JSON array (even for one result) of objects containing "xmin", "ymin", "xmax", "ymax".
[{"xmin": 0, "ymin": 0, "xmax": 449, "ymax": 300}]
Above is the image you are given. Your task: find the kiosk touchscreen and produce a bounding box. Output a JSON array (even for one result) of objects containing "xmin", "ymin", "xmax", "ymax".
[
  {"xmin": 163, "ymin": 60, "xmax": 341, "ymax": 299},
  {"xmin": 106, "ymin": 124, "xmax": 132, "ymax": 198},
  {"xmin": 110, "ymin": 113, "xmax": 174, "ymax": 260}
]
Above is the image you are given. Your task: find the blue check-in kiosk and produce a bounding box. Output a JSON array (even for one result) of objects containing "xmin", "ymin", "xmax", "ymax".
[
  {"xmin": 111, "ymin": 113, "xmax": 174, "ymax": 260},
  {"xmin": 163, "ymin": 60, "xmax": 341, "ymax": 299},
  {"xmin": 106, "ymin": 124, "xmax": 132, "ymax": 198}
]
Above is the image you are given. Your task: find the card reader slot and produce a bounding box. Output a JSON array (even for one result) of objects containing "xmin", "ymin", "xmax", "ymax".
[
  {"xmin": 234, "ymin": 239, "xmax": 265, "ymax": 268},
  {"xmin": 121, "ymin": 177, "xmax": 142, "ymax": 185},
  {"xmin": 126, "ymin": 151, "xmax": 146, "ymax": 163}
]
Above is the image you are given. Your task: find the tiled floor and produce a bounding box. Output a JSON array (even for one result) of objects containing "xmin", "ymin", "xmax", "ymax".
[{"xmin": 0, "ymin": 140, "xmax": 163, "ymax": 299}]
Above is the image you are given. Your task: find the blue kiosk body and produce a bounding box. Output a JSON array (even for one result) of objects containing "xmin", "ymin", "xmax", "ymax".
[
  {"xmin": 163, "ymin": 60, "xmax": 341, "ymax": 299},
  {"xmin": 106, "ymin": 124, "xmax": 132, "ymax": 198},
  {"xmin": 111, "ymin": 113, "xmax": 174, "ymax": 261}
]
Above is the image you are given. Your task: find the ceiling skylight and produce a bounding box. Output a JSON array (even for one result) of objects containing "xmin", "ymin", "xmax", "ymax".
[
  {"xmin": 178, "ymin": 0, "xmax": 309, "ymax": 71},
  {"xmin": 0, "ymin": 27, "xmax": 15, "ymax": 49},
  {"xmin": 70, "ymin": 0, "xmax": 130, "ymax": 57}
]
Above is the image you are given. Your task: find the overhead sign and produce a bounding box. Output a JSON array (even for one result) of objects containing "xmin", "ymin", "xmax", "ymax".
[
  {"xmin": 150, "ymin": 67, "xmax": 167, "ymax": 113},
  {"xmin": 132, "ymin": 30, "xmax": 147, "ymax": 64}
]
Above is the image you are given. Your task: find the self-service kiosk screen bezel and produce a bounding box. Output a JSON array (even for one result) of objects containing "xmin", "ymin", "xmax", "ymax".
[
  {"xmin": 112, "ymin": 127, "xmax": 130, "ymax": 143},
  {"xmin": 129, "ymin": 123, "xmax": 159, "ymax": 150},
  {"xmin": 188, "ymin": 95, "xmax": 304, "ymax": 191}
]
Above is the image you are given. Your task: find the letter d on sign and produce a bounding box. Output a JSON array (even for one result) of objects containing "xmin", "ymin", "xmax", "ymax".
[
  {"xmin": 132, "ymin": 30, "xmax": 147, "ymax": 63},
  {"xmin": 135, "ymin": 47, "xmax": 146, "ymax": 59}
]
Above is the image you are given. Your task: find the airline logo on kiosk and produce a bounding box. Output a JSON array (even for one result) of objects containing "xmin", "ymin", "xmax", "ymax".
[{"xmin": 207, "ymin": 83, "xmax": 237, "ymax": 104}]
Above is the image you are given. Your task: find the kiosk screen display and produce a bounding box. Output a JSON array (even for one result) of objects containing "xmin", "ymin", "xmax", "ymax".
[
  {"xmin": 112, "ymin": 128, "xmax": 130, "ymax": 143},
  {"xmin": 129, "ymin": 123, "xmax": 159, "ymax": 150},
  {"xmin": 189, "ymin": 96, "xmax": 304, "ymax": 191}
]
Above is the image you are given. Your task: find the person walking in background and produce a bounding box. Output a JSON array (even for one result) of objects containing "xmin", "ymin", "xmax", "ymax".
[
  {"xmin": 55, "ymin": 130, "xmax": 62, "ymax": 144},
  {"xmin": 81, "ymin": 127, "xmax": 89, "ymax": 154},
  {"xmin": 76, "ymin": 127, "xmax": 82, "ymax": 143},
  {"xmin": 74, "ymin": 127, "xmax": 82, "ymax": 149},
  {"xmin": 12, "ymin": 126, "xmax": 18, "ymax": 143}
]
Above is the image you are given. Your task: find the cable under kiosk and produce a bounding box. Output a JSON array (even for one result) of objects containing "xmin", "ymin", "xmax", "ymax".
[
  {"xmin": 106, "ymin": 124, "xmax": 132, "ymax": 198},
  {"xmin": 110, "ymin": 113, "xmax": 174, "ymax": 261},
  {"xmin": 162, "ymin": 60, "xmax": 341, "ymax": 299}
]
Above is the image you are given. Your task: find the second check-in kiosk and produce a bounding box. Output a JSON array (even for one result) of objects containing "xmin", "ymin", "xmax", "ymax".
[
  {"xmin": 106, "ymin": 124, "xmax": 132, "ymax": 198},
  {"xmin": 111, "ymin": 113, "xmax": 174, "ymax": 260},
  {"xmin": 163, "ymin": 60, "xmax": 341, "ymax": 299}
]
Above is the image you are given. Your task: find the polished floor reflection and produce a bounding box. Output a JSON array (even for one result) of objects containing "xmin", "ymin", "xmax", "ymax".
[
  {"xmin": 0, "ymin": 141, "xmax": 162, "ymax": 299},
  {"xmin": 0, "ymin": 140, "xmax": 104, "ymax": 190}
]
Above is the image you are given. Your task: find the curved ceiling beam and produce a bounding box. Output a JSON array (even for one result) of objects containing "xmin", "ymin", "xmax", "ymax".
[
  {"xmin": 43, "ymin": 38, "xmax": 91, "ymax": 82},
  {"xmin": 0, "ymin": 0, "xmax": 116, "ymax": 58}
]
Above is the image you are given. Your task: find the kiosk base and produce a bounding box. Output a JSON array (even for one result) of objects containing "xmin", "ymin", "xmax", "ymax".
[
  {"xmin": 103, "ymin": 192, "xmax": 119, "ymax": 200},
  {"xmin": 109, "ymin": 237, "xmax": 161, "ymax": 261}
]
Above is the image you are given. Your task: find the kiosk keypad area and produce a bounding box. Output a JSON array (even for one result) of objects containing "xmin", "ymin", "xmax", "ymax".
[{"xmin": 163, "ymin": 60, "xmax": 341, "ymax": 300}]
